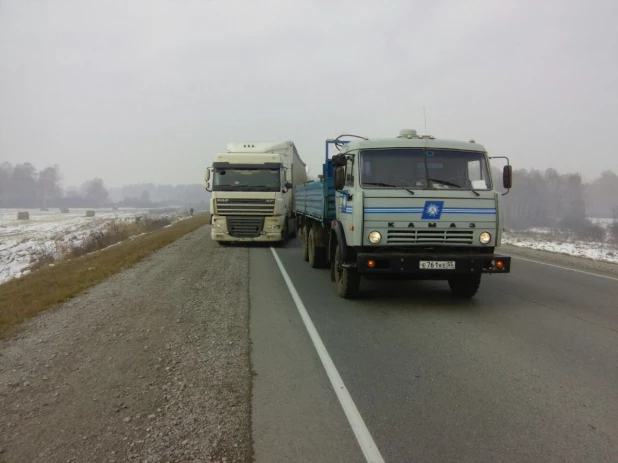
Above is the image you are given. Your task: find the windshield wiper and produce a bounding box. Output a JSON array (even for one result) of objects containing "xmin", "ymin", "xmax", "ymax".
[
  {"xmin": 364, "ymin": 182, "xmax": 397, "ymax": 187},
  {"xmin": 364, "ymin": 182, "xmax": 415, "ymax": 195},
  {"xmin": 427, "ymin": 178, "xmax": 480, "ymax": 196},
  {"xmin": 248, "ymin": 185, "xmax": 276, "ymax": 191},
  {"xmin": 216, "ymin": 185, "xmax": 247, "ymax": 190}
]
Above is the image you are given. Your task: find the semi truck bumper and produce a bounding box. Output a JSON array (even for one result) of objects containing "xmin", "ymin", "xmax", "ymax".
[
  {"xmin": 353, "ymin": 252, "xmax": 511, "ymax": 278},
  {"xmin": 210, "ymin": 215, "xmax": 286, "ymax": 242},
  {"xmin": 211, "ymin": 231, "xmax": 283, "ymax": 242}
]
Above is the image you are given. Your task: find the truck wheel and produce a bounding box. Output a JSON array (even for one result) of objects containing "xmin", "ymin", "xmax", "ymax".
[
  {"xmin": 308, "ymin": 228, "xmax": 325, "ymax": 268},
  {"xmin": 448, "ymin": 275, "xmax": 481, "ymax": 298},
  {"xmin": 301, "ymin": 228, "xmax": 309, "ymax": 262},
  {"xmin": 334, "ymin": 245, "xmax": 360, "ymax": 298}
]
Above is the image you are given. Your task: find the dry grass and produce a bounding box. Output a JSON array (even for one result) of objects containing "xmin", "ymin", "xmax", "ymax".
[
  {"xmin": 0, "ymin": 213, "xmax": 210, "ymax": 338},
  {"xmin": 57, "ymin": 216, "xmax": 174, "ymax": 260}
]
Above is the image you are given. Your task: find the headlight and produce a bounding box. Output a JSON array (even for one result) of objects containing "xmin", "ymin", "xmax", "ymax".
[
  {"xmin": 368, "ymin": 231, "xmax": 382, "ymax": 244},
  {"xmin": 267, "ymin": 224, "xmax": 281, "ymax": 230},
  {"xmin": 213, "ymin": 222, "xmax": 222, "ymax": 228},
  {"xmin": 479, "ymin": 232, "xmax": 491, "ymax": 244}
]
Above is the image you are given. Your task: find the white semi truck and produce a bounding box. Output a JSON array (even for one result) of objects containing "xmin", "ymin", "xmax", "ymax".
[{"xmin": 204, "ymin": 141, "xmax": 307, "ymax": 245}]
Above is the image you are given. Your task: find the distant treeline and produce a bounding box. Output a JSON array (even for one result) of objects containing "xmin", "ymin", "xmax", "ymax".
[
  {"xmin": 0, "ymin": 162, "xmax": 209, "ymax": 209},
  {"xmin": 2, "ymin": 161, "xmax": 617, "ymax": 230},
  {"xmin": 493, "ymin": 168, "xmax": 618, "ymax": 230},
  {"xmin": 108, "ymin": 184, "xmax": 209, "ymax": 207}
]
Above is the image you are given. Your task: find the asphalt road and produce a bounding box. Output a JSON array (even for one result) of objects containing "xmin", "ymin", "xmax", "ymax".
[{"xmin": 251, "ymin": 239, "xmax": 618, "ymax": 463}]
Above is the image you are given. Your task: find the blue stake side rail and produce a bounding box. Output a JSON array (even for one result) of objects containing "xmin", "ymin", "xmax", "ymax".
[{"xmin": 293, "ymin": 140, "xmax": 349, "ymax": 227}]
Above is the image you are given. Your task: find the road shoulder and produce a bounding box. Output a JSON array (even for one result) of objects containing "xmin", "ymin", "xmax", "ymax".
[
  {"xmin": 501, "ymin": 243, "xmax": 618, "ymax": 278},
  {"xmin": 0, "ymin": 225, "xmax": 252, "ymax": 463},
  {"xmin": 249, "ymin": 245, "xmax": 365, "ymax": 463}
]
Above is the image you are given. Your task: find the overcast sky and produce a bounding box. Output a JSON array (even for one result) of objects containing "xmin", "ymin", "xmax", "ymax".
[{"xmin": 1, "ymin": 0, "xmax": 617, "ymax": 188}]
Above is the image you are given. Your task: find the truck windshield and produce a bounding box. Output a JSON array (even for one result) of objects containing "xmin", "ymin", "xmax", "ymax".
[
  {"xmin": 213, "ymin": 168, "xmax": 281, "ymax": 192},
  {"xmin": 359, "ymin": 148, "xmax": 492, "ymax": 191}
]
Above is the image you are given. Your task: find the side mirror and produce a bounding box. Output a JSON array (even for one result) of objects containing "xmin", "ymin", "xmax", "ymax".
[
  {"xmin": 204, "ymin": 181, "xmax": 212, "ymax": 192},
  {"xmin": 502, "ymin": 165, "xmax": 512, "ymax": 189},
  {"xmin": 204, "ymin": 168, "xmax": 211, "ymax": 182},
  {"xmin": 332, "ymin": 153, "xmax": 347, "ymax": 167},
  {"xmin": 334, "ymin": 166, "xmax": 346, "ymax": 191}
]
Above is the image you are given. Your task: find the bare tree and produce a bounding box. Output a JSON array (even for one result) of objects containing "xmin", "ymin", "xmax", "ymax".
[
  {"xmin": 9, "ymin": 163, "xmax": 38, "ymax": 207},
  {"xmin": 81, "ymin": 178, "xmax": 109, "ymax": 207},
  {"xmin": 37, "ymin": 165, "xmax": 62, "ymax": 207}
]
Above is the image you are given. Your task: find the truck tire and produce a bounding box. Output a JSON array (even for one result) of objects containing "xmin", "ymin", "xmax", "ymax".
[
  {"xmin": 448, "ymin": 275, "xmax": 481, "ymax": 298},
  {"xmin": 308, "ymin": 227, "xmax": 326, "ymax": 268},
  {"xmin": 301, "ymin": 228, "xmax": 309, "ymax": 262},
  {"xmin": 334, "ymin": 245, "xmax": 360, "ymax": 298}
]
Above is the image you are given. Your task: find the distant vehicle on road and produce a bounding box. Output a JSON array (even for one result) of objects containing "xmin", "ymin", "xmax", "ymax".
[{"xmin": 293, "ymin": 129, "xmax": 513, "ymax": 298}]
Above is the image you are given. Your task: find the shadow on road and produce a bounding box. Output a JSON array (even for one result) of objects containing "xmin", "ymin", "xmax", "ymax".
[{"xmin": 354, "ymin": 279, "xmax": 481, "ymax": 311}]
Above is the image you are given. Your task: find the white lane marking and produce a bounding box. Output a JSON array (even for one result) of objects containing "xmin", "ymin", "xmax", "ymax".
[
  {"xmin": 513, "ymin": 256, "xmax": 618, "ymax": 282},
  {"xmin": 270, "ymin": 247, "xmax": 385, "ymax": 463}
]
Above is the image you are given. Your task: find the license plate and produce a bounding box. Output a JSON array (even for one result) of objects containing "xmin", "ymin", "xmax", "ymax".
[
  {"xmin": 236, "ymin": 238, "xmax": 253, "ymax": 241},
  {"xmin": 419, "ymin": 260, "xmax": 456, "ymax": 270}
]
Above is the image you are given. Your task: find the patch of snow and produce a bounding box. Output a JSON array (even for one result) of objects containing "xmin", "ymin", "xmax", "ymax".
[
  {"xmin": 503, "ymin": 228, "xmax": 618, "ymax": 265},
  {"xmin": 0, "ymin": 207, "xmax": 184, "ymax": 284}
]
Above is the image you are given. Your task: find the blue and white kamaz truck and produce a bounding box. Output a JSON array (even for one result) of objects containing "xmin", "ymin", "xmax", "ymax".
[{"xmin": 293, "ymin": 129, "xmax": 513, "ymax": 298}]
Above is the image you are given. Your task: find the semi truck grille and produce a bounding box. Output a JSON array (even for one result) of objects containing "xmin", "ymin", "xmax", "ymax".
[
  {"xmin": 227, "ymin": 216, "xmax": 264, "ymax": 238},
  {"xmin": 387, "ymin": 229, "xmax": 474, "ymax": 245},
  {"xmin": 216, "ymin": 198, "xmax": 275, "ymax": 215}
]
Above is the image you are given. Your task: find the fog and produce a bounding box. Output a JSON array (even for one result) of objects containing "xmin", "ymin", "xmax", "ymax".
[{"xmin": 1, "ymin": 0, "xmax": 617, "ymax": 189}]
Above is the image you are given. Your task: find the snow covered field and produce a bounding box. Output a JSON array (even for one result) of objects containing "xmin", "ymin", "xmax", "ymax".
[
  {"xmin": 503, "ymin": 218, "xmax": 618, "ymax": 265},
  {"xmin": 0, "ymin": 208, "xmax": 182, "ymax": 284}
]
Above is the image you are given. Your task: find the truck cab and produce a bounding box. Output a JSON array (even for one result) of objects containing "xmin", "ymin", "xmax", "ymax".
[
  {"xmin": 205, "ymin": 141, "xmax": 306, "ymax": 244},
  {"xmin": 294, "ymin": 129, "xmax": 513, "ymax": 298}
]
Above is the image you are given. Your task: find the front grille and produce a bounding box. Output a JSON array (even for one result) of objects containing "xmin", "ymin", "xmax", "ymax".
[
  {"xmin": 387, "ymin": 229, "xmax": 474, "ymax": 245},
  {"xmin": 216, "ymin": 198, "xmax": 275, "ymax": 215},
  {"xmin": 227, "ymin": 216, "xmax": 264, "ymax": 238}
]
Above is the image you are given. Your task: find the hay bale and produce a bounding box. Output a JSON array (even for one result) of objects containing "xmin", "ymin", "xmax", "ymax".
[
  {"xmin": 85, "ymin": 210, "xmax": 95, "ymax": 217},
  {"xmin": 17, "ymin": 211, "xmax": 30, "ymax": 220},
  {"xmin": 60, "ymin": 207, "xmax": 70, "ymax": 213}
]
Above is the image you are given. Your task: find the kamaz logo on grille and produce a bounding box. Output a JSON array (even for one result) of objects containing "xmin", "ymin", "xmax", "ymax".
[{"xmin": 421, "ymin": 201, "xmax": 444, "ymax": 220}]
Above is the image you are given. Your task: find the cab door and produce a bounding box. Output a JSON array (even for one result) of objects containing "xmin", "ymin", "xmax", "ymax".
[{"xmin": 338, "ymin": 156, "xmax": 355, "ymax": 230}]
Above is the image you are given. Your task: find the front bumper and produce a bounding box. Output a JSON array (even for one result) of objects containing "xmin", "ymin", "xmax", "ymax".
[
  {"xmin": 211, "ymin": 230, "xmax": 283, "ymax": 242},
  {"xmin": 211, "ymin": 214, "xmax": 285, "ymax": 242},
  {"xmin": 354, "ymin": 252, "xmax": 511, "ymax": 276}
]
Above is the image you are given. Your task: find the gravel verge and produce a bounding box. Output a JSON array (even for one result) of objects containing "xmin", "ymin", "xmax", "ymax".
[
  {"xmin": 501, "ymin": 243, "xmax": 618, "ymax": 277},
  {"xmin": 0, "ymin": 225, "xmax": 252, "ymax": 463}
]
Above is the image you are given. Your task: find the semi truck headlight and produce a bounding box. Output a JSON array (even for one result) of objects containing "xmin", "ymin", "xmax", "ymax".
[
  {"xmin": 213, "ymin": 222, "xmax": 222, "ymax": 228},
  {"xmin": 267, "ymin": 224, "xmax": 281, "ymax": 230},
  {"xmin": 368, "ymin": 231, "xmax": 382, "ymax": 244},
  {"xmin": 479, "ymin": 232, "xmax": 491, "ymax": 244}
]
